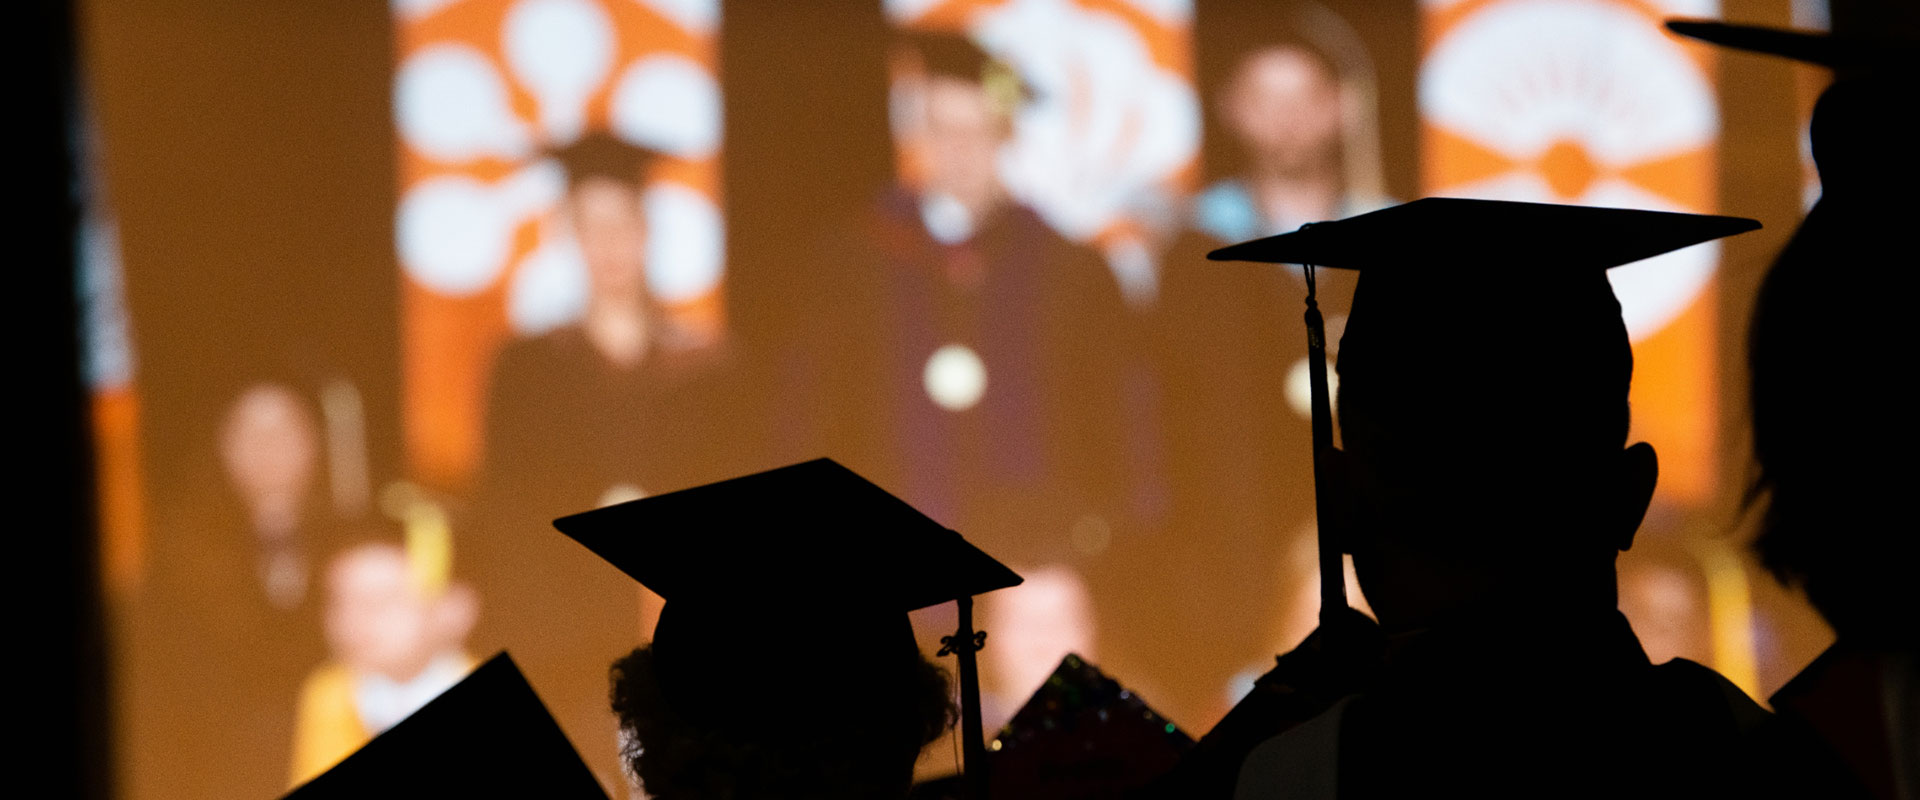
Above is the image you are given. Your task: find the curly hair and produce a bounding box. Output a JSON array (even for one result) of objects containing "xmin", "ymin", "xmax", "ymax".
[{"xmin": 610, "ymin": 645, "xmax": 957, "ymax": 800}]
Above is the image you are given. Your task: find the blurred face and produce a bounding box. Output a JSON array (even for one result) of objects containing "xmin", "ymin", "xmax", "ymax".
[
  {"xmin": 219, "ymin": 384, "xmax": 318, "ymax": 517},
  {"xmin": 567, "ymin": 177, "xmax": 648, "ymax": 301},
  {"xmin": 1221, "ymin": 47, "xmax": 1343, "ymax": 175},
  {"xmin": 325, "ymin": 546, "xmax": 436, "ymax": 681},
  {"xmin": 922, "ymin": 75, "xmax": 1008, "ymax": 209}
]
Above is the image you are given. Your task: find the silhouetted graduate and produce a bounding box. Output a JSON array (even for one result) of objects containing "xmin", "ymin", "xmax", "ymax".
[
  {"xmin": 552, "ymin": 458, "xmax": 1022, "ymax": 800},
  {"xmin": 1671, "ymin": 19, "xmax": 1920, "ymax": 800},
  {"xmin": 283, "ymin": 652, "xmax": 607, "ymax": 798},
  {"xmin": 1186, "ymin": 198, "xmax": 1770, "ymax": 797}
]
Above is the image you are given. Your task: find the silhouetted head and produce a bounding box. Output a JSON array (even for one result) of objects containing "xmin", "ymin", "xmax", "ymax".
[
  {"xmin": 1663, "ymin": 18, "xmax": 1920, "ymax": 648},
  {"xmin": 1663, "ymin": 19, "xmax": 1920, "ymax": 203},
  {"xmin": 551, "ymin": 459, "xmax": 1025, "ymax": 798},
  {"xmin": 552, "ymin": 132, "xmax": 653, "ymax": 303},
  {"xmin": 1333, "ymin": 261, "xmax": 1657, "ymax": 630}
]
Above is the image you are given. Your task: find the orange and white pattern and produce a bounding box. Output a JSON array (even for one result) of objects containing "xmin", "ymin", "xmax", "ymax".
[
  {"xmin": 394, "ymin": 0, "xmax": 722, "ymax": 489},
  {"xmin": 887, "ymin": 0, "xmax": 1200, "ymax": 299},
  {"xmin": 1420, "ymin": 0, "xmax": 1723, "ymax": 503}
]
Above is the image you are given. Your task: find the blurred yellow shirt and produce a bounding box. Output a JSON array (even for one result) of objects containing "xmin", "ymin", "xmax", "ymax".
[{"xmin": 288, "ymin": 653, "xmax": 479, "ymax": 788}]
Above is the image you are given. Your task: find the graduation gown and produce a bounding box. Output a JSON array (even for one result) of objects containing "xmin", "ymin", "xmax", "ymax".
[{"xmin": 1232, "ymin": 611, "xmax": 1773, "ymax": 798}]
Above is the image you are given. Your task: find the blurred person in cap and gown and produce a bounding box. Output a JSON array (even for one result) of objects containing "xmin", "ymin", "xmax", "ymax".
[
  {"xmin": 1128, "ymin": 3, "xmax": 1395, "ymax": 723},
  {"xmin": 466, "ymin": 131, "xmax": 747, "ymax": 789},
  {"xmin": 550, "ymin": 458, "xmax": 1024, "ymax": 800},
  {"xmin": 1664, "ymin": 18, "xmax": 1920, "ymax": 799},
  {"xmin": 289, "ymin": 538, "xmax": 479, "ymax": 786},
  {"xmin": 823, "ymin": 30, "xmax": 1129, "ymax": 643},
  {"xmin": 1201, "ymin": 199, "xmax": 1772, "ymax": 797}
]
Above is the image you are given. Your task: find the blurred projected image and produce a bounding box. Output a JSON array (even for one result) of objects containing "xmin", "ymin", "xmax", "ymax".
[
  {"xmin": 99, "ymin": 1, "xmax": 1836, "ymax": 795},
  {"xmin": 290, "ymin": 539, "xmax": 478, "ymax": 786},
  {"xmin": 848, "ymin": 25, "xmax": 1131, "ymax": 569},
  {"xmin": 1142, "ymin": 0, "xmax": 1398, "ymax": 723},
  {"xmin": 394, "ymin": 0, "xmax": 729, "ymax": 789},
  {"xmin": 1419, "ymin": 0, "xmax": 1759, "ymax": 696},
  {"xmin": 849, "ymin": 0, "xmax": 1201, "ymax": 725},
  {"xmin": 221, "ymin": 384, "xmax": 324, "ymax": 610}
]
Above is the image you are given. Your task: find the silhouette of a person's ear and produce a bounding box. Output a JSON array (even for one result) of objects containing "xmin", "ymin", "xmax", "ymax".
[{"xmin": 1612, "ymin": 442, "xmax": 1658, "ymax": 553}]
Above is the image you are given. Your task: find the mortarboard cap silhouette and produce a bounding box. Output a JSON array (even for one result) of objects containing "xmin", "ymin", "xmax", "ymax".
[
  {"xmin": 553, "ymin": 457, "xmax": 1020, "ymax": 613},
  {"xmin": 1206, "ymin": 197, "xmax": 1759, "ymax": 270},
  {"xmin": 553, "ymin": 458, "xmax": 1021, "ymax": 796},
  {"xmin": 1206, "ymin": 197, "xmax": 1759, "ymax": 623},
  {"xmin": 284, "ymin": 653, "xmax": 608, "ymax": 799},
  {"xmin": 1664, "ymin": 19, "xmax": 1915, "ymax": 71}
]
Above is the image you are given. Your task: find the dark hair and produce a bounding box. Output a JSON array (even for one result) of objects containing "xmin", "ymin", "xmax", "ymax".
[
  {"xmin": 610, "ymin": 645, "xmax": 957, "ymax": 800},
  {"xmin": 552, "ymin": 131, "xmax": 653, "ymax": 192}
]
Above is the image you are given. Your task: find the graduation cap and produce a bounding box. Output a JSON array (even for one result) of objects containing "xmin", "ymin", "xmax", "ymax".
[
  {"xmin": 284, "ymin": 653, "xmax": 608, "ymax": 799},
  {"xmin": 1664, "ymin": 19, "xmax": 1915, "ymax": 71},
  {"xmin": 552, "ymin": 458, "xmax": 1023, "ymax": 800},
  {"xmin": 1206, "ymin": 198, "xmax": 1760, "ymax": 624},
  {"xmin": 1665, "ymin": 19, "xmax": 1917, "ymax": 196},
  {"xmin": 986, "ymin": 654, "xmax": 1193, "ymax": 799},
  {"xmin": 896, "ymin": 30, "xmax": 1036, "ymax": 115},
  {"xmin": 549, "ymin": 131, "xmax": 655, "ymax": 191}
]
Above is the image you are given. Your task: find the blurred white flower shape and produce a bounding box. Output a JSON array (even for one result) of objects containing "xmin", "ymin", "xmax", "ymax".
[
  {"xmin": 1422, "ymin": 0, "xmax": 1715, "ymax": 167},
  {"xmin": 1118, "ymin": 0, "xmax": 1191, "ymax": 26},
  {"xmin": 396, "ymin": 44, "xmax": 534, "ymax": 162},
  {"xmin": 612, "ymin": 54, "xmax": 722, "ymax": 159},
  {"xmin": 643, "ymin": 182, "xmax": 726, "ymax": 304},
  {"xmin": 503, "ymin": 0, "xmax": 617, "ymax": 142},
  {"xmin": 1420, "ymin": 0, "xmax": 1721, "ymax": 341},
  {"xmin": 637, "ymin": 0, "xmax": 718, "ymax": 35},
  {"xmin": 398, "ymin": 175, "xmax": 516, "ymax": 296},
  {"xmin": 975, "ymin": 0, "xmax": 1200, "ymax": 242},
  {"xmin": 507, "ymin": 233, "xmax": 590, "ymax": 335}
]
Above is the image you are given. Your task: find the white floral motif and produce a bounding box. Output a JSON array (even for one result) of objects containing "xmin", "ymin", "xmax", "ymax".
[
  {"xmin": 396, "ymin": 0, "xmax": 725, "ymax": 334},
  {"xmin": 1420, "ymin": 0, "xmax": 1721, "ymax": 341}
]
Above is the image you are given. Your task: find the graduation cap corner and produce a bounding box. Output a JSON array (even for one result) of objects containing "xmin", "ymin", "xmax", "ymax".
[{"xmin": 283, "ymin": 652, "xmax": 608, "ymax": 800}]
